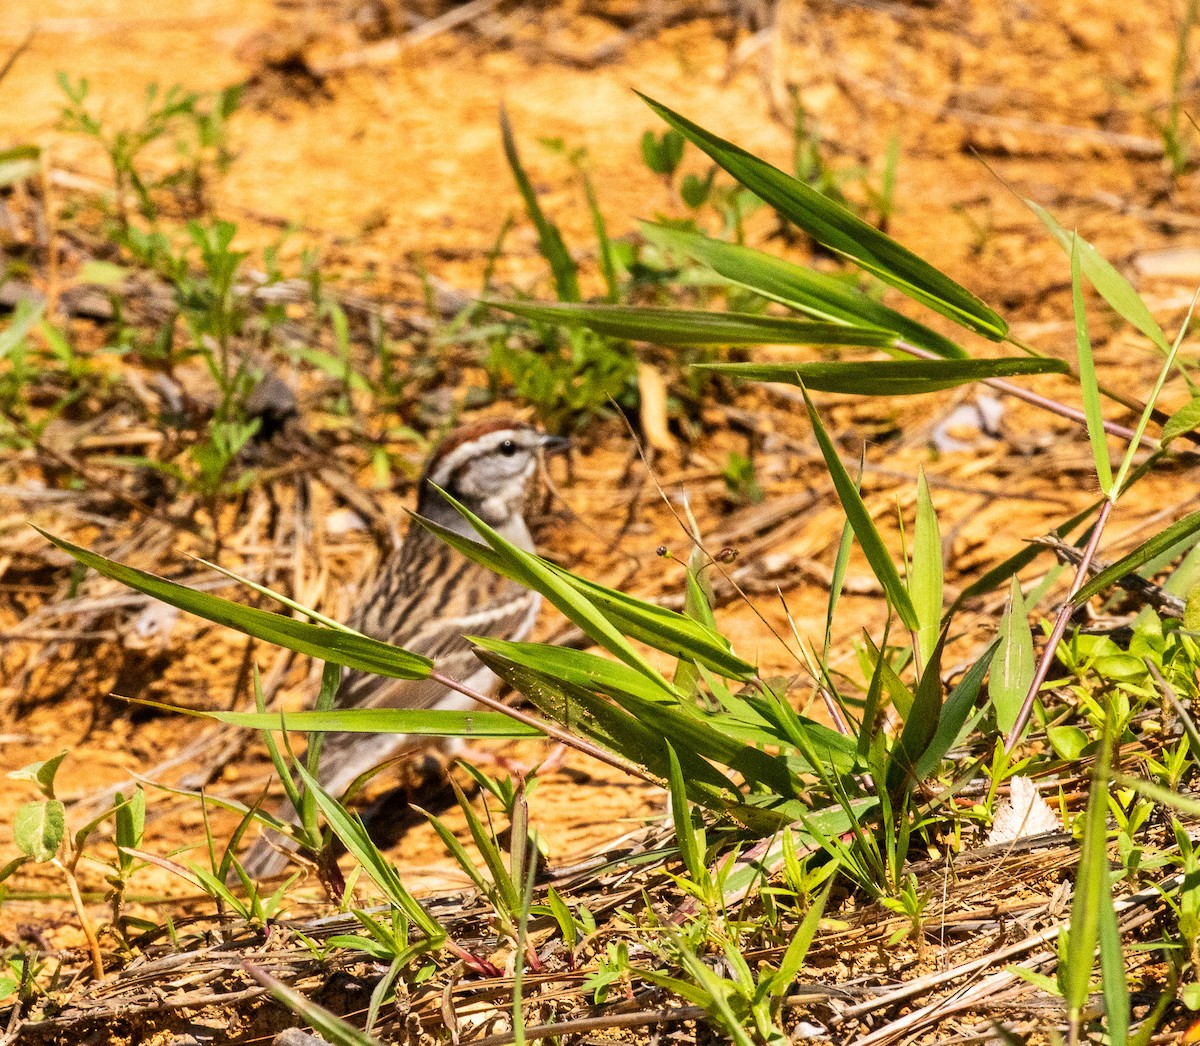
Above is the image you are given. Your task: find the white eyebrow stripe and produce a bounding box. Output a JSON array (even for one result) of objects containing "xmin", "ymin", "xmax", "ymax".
[{"xmin": 427, "ymin": 428, "xmax": 526, "ymax": 487}]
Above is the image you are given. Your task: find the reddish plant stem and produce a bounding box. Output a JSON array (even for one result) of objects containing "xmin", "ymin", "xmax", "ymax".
[
  {"xmin": 893, "ymin": 342, "xmax": 1153, "ymax": 449},
  {"xmin": 1002, "ymin": 497, "xmax": 1115, "ymax": 753}
]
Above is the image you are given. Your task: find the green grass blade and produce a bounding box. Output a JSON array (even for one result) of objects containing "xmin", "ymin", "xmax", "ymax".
[
  {"xmin": 800, "ymin": 390, "xmax": 918, "ymax": 630},
  {"xmin": 474, "ymin": 640, "xmax": 800, "ymax": 801},
  {"xmin": 1027, "ymin": 200, "xmax": 1170, "ymax": 353},
  {"xmin": 488, "ymin": 300, "xmax": 898, "ymax": 348},
  {"xmin": 1097, "ymin": 868, "xmax": 1129, "ymax": 1044},
  {"xmin": 915, "ymin": 639, "xmax": 997, "ymax": 779},
  {"xmin": 425, "ymin": 494, "xmax": 668, "ymax": 688},
  {"xmin": 423, "ymin": 807, "xmax": 491, "ymax": 895},
  {"xmin": 548, "ymin": 568, "xmax": 753, "ymax": 681},
  {"xmin": 34, "ymin": 528, "xmax": 432, "ymax": 680},
  {"xmin": 293, "ymin": 762, "xmax": 444, "ymax": 942},
  {"xmin": 246, "ymin": 965, "xmax": 384, "ymax": 1046},
  {"xmin": 666, "ymin": 744, "xmax": 705, "ymax": 883},
  {"xmin": 700, "ymin": 357, "xmax": 1067, "ymax": 395},
  {"xmin": 642, "ymin": 223, "xmax": 969, "ymax": 359},
  {"xmin": 472, "ymin": 645, "xmax": 739, "ymax": 801},
  {"xmin": 825, "ymin": 462, "xmax": 858, "ymax": 653},
  {"xmin": 449, "ymin": 778, "xmax": 520, "ymax": 915},
  {"xmin": 579, "ymin": 168, "xmax": 618, "ymax": 303},
  {"xmin": 639, "ymin": 94, "xmax": 1007, "ymax": 339},
  {"xmin": 499, "ymin": 107, "xmax": 580, "ymax": 303},
  {"xmin": 911, "ymin": 470, "xmax": 943, "ymax": 670},
  {"xmin": 1064, "ymin": 717, "xmax": 1114, "ymax": 1033},
  {"xmin": 1070, "ymin": 235, "xmax": 1113, "ymax": 493},
  {"xmin": 887, "ymin": 629, "xmax": 945, "ymax": 792}
]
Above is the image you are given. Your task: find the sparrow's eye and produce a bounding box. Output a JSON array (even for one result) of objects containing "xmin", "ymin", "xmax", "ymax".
[{"xmin": 499, "ymin": 439, "xmax": 518, "ymax": 456}]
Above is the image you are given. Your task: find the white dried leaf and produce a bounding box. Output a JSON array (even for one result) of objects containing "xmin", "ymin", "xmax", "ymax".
[
  {"xmin": 324, "ymin": 508, "xmax": 367, "ymax": 534},
  {"xmin": 987, "ymin": 775, "xmax": 1060, "ymax": 846}
]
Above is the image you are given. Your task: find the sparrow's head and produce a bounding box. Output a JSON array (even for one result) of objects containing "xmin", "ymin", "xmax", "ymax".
[{"xmin": 418, "ymin": 418, "xmax": 568, "ymax": 530}]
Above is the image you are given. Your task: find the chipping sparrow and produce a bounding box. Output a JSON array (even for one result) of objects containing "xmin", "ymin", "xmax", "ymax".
[{"xmin": 240, "ymin": 417, "xmax": 567, "ymax": 878}]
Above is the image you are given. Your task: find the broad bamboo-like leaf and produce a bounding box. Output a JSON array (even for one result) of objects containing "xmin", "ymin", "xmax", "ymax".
[
  {"xmin": 640, "ymin": 94, "xmax": 1008, "ymax": 340},
  {"xmin": 911, "ymin": 471, "xmax": 943, "ymax": 670},
  {"xmin": 1075, "ymin": 509, "xmax": 1200, "ymax": 603},
  {"xmin": 642, "ymin": 223, "xmax": 969, "ymax": 359},
  {"xmin": 474, "ymin": 639, "xmax": 801, "ymax": 807},
  {"xmin": 557, "ymin": 569, "xmax": 754, "ymax": 681},
  {"xmin": 499, "ymin": 107, "xmax": 579, "ymax": 303},
  {"xmin": 1028, "ymin": 200, "xmax": 1170, "ymax": 353},
  {"xmin": 699, "ymin": 356, "xmax": 1067, "ymax": 395},
  {"xmin": 990, "ymin": 577, "xmax": 1035, "ymax": 736},
  {"xmin": 34, "ymin": 528, "xmax": 433, "ymax": 680},
  {"xmin": 1070, "ymin": 236, "xmax": 1113, "ymax": 493},
  {"xmin": 409, "ymin": 506, "xmax": 754, "ymax": 681},
  {"xmin": 489, "ymin": 300, "xmax": 897, "ymax": 348},
  {"xmin": 801, "ymin": 390, "xmax": 919, "ymax": 630},
  {"xmin": 171, "ymin": 706, "xmax": 543, "ymax": 738},
  {"xmin": 475, "ymin": 646, "xmax": 797, "ymax": 833},
  {"xmin": 473, "ymin": 644, "xmax": 737, "ymax": 798}
]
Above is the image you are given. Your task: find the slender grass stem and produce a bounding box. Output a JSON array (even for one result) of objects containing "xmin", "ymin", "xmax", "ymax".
[
  {"xmin": 1003, "ymin": 497, "xmax": 1114, "ymax": 753},
  {"xmin": 1006, "ymin": 333, "xmax": 1172, "ymax": 420},
  {"xmin": 56, "ymin": 857, "xmax": 105, "ymax": 980},
  {"xmin": 894, "ymin": 341, "xmax": 1154, "ymax": 448}
]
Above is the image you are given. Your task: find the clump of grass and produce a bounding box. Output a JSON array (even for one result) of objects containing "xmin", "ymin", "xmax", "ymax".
[{"xmin": 57, "ymin": 75, "xmax": 241, "ymax": 230}]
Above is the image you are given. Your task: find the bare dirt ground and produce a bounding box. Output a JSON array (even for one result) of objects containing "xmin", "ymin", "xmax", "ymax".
[{"xmin": 3, "ymin": 0, "xmax": 1200, "ymax": 1040}]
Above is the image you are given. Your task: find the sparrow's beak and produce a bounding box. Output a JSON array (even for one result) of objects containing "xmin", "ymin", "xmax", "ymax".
[{"xmin": 539, "ymin": 433, "xmax": 570, "ymax": 456}]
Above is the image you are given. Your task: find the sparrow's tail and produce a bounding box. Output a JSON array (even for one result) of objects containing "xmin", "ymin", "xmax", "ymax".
[{"xmin": 233, "ymin": 731, "xmax": 429, "ymax": 882}]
